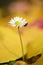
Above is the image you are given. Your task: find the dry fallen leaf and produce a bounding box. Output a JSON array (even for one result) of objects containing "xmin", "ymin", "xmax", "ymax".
[{"xmin": 14, "ymin": 61, "xmax": 29, "ymax": 65}]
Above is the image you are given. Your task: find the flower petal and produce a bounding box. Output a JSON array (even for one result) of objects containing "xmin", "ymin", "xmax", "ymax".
[{"xmin": 9, "ymin": 16, "xmax": 28, "ymax": 27}]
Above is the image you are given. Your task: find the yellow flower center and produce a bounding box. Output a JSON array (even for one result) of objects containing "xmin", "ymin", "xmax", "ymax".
[{"xmin": 15, "ymin": 21, "xmax": 21, "ymax": 25}]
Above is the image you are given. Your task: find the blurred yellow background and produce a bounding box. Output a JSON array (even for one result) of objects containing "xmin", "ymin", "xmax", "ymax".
[{"xmin": 0, "ymin": 0, "xmax": 43, "ymax": 65}]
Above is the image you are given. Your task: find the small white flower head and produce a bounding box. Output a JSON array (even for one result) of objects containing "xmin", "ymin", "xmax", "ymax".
[{"xmin": 9, "ymin": 16, "xmax": 28, "ymax": 27}]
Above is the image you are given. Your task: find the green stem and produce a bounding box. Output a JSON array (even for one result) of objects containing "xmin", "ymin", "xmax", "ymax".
[{"xmin": 18, "ymin": 27, "xmax": 24, "ymax": 61}]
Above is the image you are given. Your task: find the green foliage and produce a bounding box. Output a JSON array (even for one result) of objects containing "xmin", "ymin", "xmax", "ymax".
[
  {"xmin": 0, "ymin": 0, "xmax": 14, "ymax": 8},
  {"xmin": 9, "ymin": 60, "xmax": 16, "ymax": 65}
]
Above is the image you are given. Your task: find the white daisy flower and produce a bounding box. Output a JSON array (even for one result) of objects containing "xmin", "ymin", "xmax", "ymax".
[
  {"xmin": 8, "ymin": 16, "xmax": 28, "ymax": 60},
  {"xmin": 9, "ymin": 16, "xmax": 28, "ymax": 27}
]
